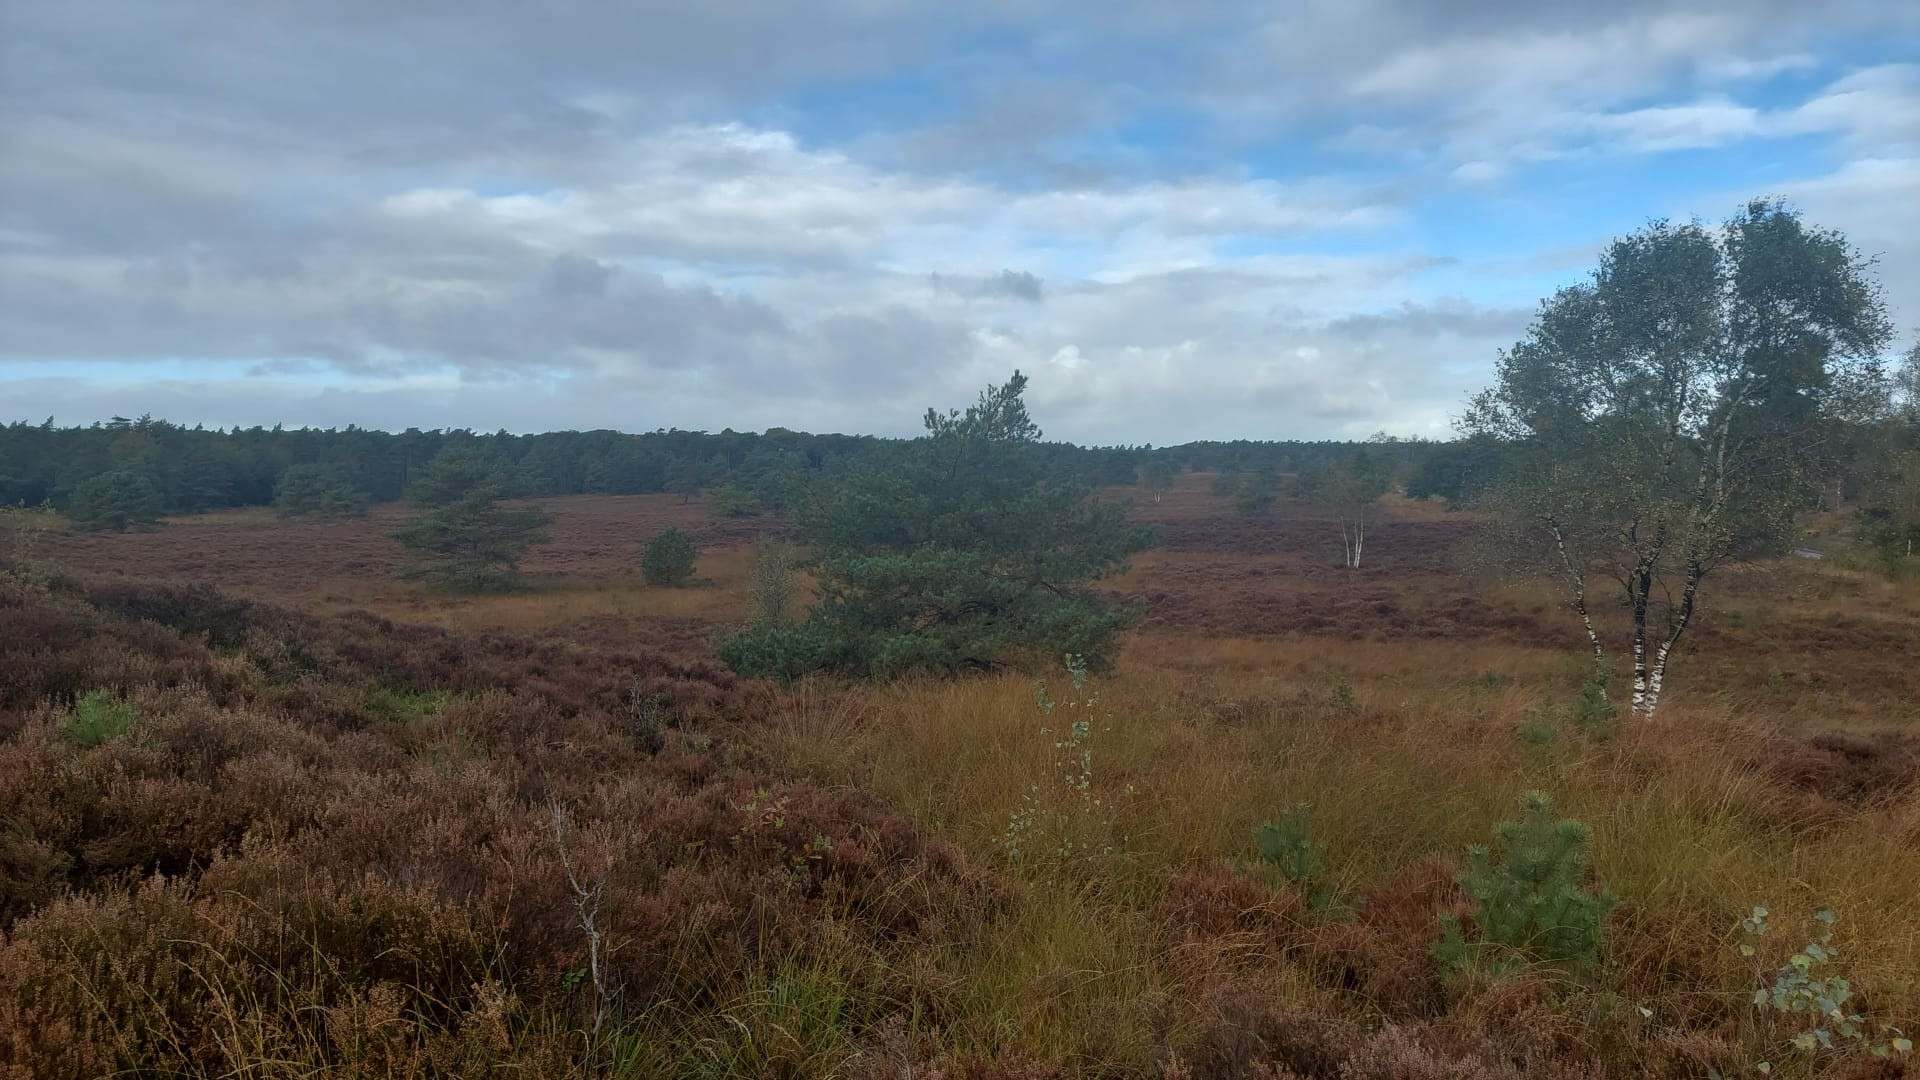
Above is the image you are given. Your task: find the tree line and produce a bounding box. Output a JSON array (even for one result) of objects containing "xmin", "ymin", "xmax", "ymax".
[{"xmin": 0, "ymin": 414, "xmax": 1430, "ymax": 531}]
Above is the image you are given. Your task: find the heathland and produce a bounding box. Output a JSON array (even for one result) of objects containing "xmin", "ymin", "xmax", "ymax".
[{"xmin": 3, "ymin": 470, "xmax": 1915, "ymax": 1078}]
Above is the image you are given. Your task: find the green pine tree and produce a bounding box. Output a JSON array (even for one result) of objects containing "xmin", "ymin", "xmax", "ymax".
[
  {"xmin": 392, "ymin": 446, "xmax": 550, "ymax": 591},
  {"xmin": 641, "ymin": 527, "xmax": 698, "ymax": 586},
  {"xmin": 718, "ymin": 372, "xmax": 1155, "ymax": 681},
  {"xmin": 1436, "ymin": 790, "xmax": 1617, "ymax": 979}
]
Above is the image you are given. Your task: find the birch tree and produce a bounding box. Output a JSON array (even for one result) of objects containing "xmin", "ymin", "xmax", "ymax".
[
  {"xmin": 1303, "ymin": 441, "xmax": 1391, "ymax": 569},
  {"xmin": 1463, "ymin": 200, "xmax": 1890, "ymax": 719}
]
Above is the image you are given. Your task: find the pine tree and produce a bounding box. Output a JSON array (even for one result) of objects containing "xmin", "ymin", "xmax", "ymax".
[
  {"xmin": 392, "ymin": 446, "xmax": 550, "ymax": 591},
  {"xmin": 1436, "ymin": 791, "xmax": 1616, "ymax": 978},
  {"xmin": 718, "ymin": 372, "xmax": 1155, "ymax": 681}
]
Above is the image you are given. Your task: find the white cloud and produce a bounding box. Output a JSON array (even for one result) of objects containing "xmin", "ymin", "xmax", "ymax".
[{"xmin": 2, "ymin": 0, "xmax": 1915, "ymax": 442}]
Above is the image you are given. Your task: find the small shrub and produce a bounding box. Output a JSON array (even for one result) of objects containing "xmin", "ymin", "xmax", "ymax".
[
  {"xmin": 1516, "ymin": 709, "xmax": 1564, "ymax": 752},
  {"xmin": 60, "ymin": 690, "xmax": 138, "ymax": 747},
  {"xmin": 642, "ymin": 528, "xmax": 698, "ymax": 587},
  {"xmin": 1436, "ymin": 791, "xmax": 1615, "ymax": 979},
  {"xmin": 65, "ymin": 470, "xmax": 163, "ymax": 533},
  {"xmin": 1572, "ymin": 675, "xmax": 1617, "ymax": 742},
  {"xmin": 1253, "ymin": 804, "xmax": 1345, "ymax": 915},
  {"xmin": 714, "ymin": 622, "xmax": 832, "ymax": 684},
  {"xmin": 708, "ymin": 484, "xmax": 761, "ymax": 518},
  {"xmin": 1734, "ymin": 906, "xmax": 1913, "ymax": 1074},
  {"xmin": 1330, "ymin": 678, "xmax": 1356, "ymax": 712},
  {"xmin": 1235, "ymin": 487, "xmax": 1276, "ymax": 518},
  {"xmin": 1000, "ymin": 656, "xmax": 1127, "ymax": 871}
]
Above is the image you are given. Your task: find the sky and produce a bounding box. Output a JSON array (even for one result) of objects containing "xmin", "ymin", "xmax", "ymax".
[{"xmin": 1, "ymin": 1, "xmax": 1916, "ymax": 445}]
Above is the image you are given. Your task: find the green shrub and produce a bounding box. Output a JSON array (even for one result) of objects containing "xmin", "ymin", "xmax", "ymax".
[
  {"xmin": 1515, "ymin": 709, "xmax": 1563, "ymax": 752},
  {"xmin": 1253, "ymin": 804, "xmax": 1344, "ymax": 915},
  {"xmin": 1435, "ymin": 790, "xmax": 1615, "ymax": 978},
  {"xmin": 708, "ymin": 484, "xmax": 761, "ymax": 519},
  {"xmin": 66, "ymin": 470, "xmax": 163, "ymax": 533},
  {"xmin": 60, "ymin": 690, "xmax": 138, "ymax": 747},
  {"xmin": 714, "ymin": 623, "xmax": 833, "ymax": 685},
  {"xmin": 1734, "ymin": 906, "xmax": 1913, "ymax": 1073},
  {"xmin": 642, "ymin": 528, "xmax": 698, "ymax": 587},
  {"xmin": 1234, "ymin": 487, "xmax": 1276, "ymax": 518},
  {"xmin": 1572, "ymin": 674, "xmax": 1617, "ymax": 741}
]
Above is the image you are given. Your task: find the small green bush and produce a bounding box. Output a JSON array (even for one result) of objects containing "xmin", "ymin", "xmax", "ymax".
[
  {"xmin": 642, "ymin": 528, "xmax": 698, "ymax": 587},
  {"xmin": 1572, "ymin": 674, "xmax": 1617, "ymax": 741},
  {"xmin": 61, "ymin": 690, "xmax": 138, "ymax": 747},
  {"xmin": 708, "ymin": 484, "xmax": 761, "ymax": 519},
  {"xmin": 1735, "ymin": 906, "xmax": 1913, "ymax": 1073},
  {"xmin": 1253, "ymin": 804, "xmax": 1345, "ymax": 915},
  {"xmin": 1234, "ymin": 487, "xmax": 1275, "ymax": 518},
  {"xmin": 1515, "ymin": 709, "xmax": 1563, "ymax": 752},
  {"xmin": 1436, "ymin": 790, "xmax": 1616, "ymax": 978},
  {"xmin": 715, "ymin": 623, "xmax": 834, "ymax": 684}
]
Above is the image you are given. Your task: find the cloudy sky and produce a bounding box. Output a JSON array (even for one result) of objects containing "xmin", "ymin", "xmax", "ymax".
[{"xmin": 2, "ymin": 1, "xmax": 1916, "ymax": 444}]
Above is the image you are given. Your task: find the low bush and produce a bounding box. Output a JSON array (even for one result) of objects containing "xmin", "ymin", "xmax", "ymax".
[{"xmin": 642, "ymin": 527, "xmax": 698, "ymax": 587}]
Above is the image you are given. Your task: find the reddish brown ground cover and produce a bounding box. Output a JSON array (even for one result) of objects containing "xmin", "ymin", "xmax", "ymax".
[{"xmin": 5, "ymin": 477, "xmax": 1917, "ymax": 1077}]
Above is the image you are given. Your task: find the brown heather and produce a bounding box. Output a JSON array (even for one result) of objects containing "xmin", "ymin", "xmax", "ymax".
[{"xmin": 3, "ymin": 479, "xmax": 1917, "ymax": 1077}]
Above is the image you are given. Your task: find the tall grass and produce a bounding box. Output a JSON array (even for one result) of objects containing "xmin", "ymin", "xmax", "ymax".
[{"xmin": 764, "ymin": 633, "xmax": 1920, "ymax": 1072}]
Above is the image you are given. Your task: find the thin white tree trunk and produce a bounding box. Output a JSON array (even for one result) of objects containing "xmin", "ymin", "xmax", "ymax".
[
  {"xmin": 1547, "ymin": 518, "xmax": 1606, "ymax": 674},
  {"xmin": 1629, "ymin": 563, "xmax": 1655, "ymax": 718},
  {"xmin": 1642, "ymin": 555, "xmax": 1705, "ymax": 719}
]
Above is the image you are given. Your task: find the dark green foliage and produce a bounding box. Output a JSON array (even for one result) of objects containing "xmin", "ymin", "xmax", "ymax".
[
  {"xmin": 1210, "ymin": 468, "xmax": 1241, "ymax": 497},
  {"xmin": 65, "ymin": 470, "xmax": 163, "ymax": 533},
  {"xmin": 1404, "ymin": 436, "xmax": 1502, "ymax": 504},
  {"xmin": 60, "ymin": 690, "xmax": 138, "ymax": 747},
  {"xmin": 1436, "ymin": 791, "xmax": 1616, "ymax": 978},
  {"xmin": 718, "ymin": 372, "xmax": 1155, "ymax": 682},
  {"xmin": 708, "ymin": 483, "xmax": 761, "ymax": 518},
  {"xmin": 2, "ymin": 414, "xmax": 1486, "ymax": 526},
  {"xmin": 273, "ymin": 464, "xmax": 370, "ymax": 518},
  {"xmin": 642, "ymin": 527, "xmax": 698, "ymax": 587},
  {"xmin": 1234, "ymin": 473, "xmax": 1276, "ymax": 518},
  {"xmin": 1854, "ymin": 507, "xmax": 1919, "ymax": 578},
  {"xmin": 392, "ymin": 446, "xmax": 551, "ymax": 592}
]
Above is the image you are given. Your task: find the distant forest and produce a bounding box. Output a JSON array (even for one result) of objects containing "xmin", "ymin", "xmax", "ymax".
[{"xmin": 0, "ymin": 415, "xmax": 1483, "ymax": 517}]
